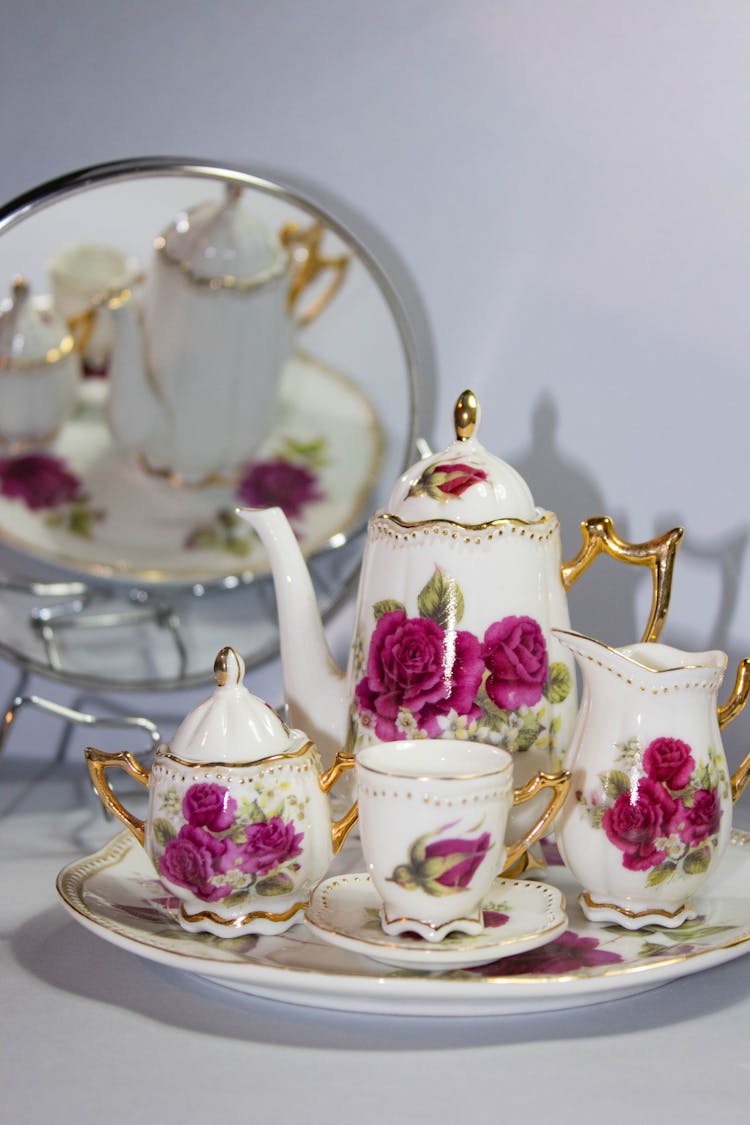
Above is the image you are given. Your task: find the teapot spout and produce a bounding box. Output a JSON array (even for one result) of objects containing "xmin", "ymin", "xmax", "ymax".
[
  {"xmin": 106, "ymin": 291, "xmax": 166, "ymax": 454},
  {"xmin": 237, "ymin": 506, "xmax": 350, "ymax": 764}
]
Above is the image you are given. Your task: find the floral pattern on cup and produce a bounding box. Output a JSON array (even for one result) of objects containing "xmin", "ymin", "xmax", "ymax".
[
  {"xmin": 0, "ymin": 452, "xmax": 104, "ymax": 536},
  {"xmin": 388, "ymin": 820, "xmax": 493, "ymax": 897},
  {"xmin": 352, "ymin": 567, "xmax": 572, "ymax": 754},
  {"xmin": 576, "ymin": 737, "xmax": 730, "ymax": 886},
  {"xmin": 153, "ymin": 780, "xmax": 305, "ymax": 903},
  {"xmin": 407, "ymin": 458, "xmax": 488, "ymax": 501}
]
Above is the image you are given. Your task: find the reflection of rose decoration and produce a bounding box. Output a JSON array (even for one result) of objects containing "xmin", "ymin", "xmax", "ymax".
[
  {"xmin": 469, "ymin": 931, "xmax": 623, "ymax": 977},
  {"xmin": 643, "ymin": 737, "xmax": 695, "ymax": 791},
  {"xmin": 239, "ymin": 817, "xmax": 304, "ymax": 876},
  {"xmin": 679, "ymin": 789, "xmax": 722, "ymax": 846},
  {"xmin": 355, "ymin": 610, "xmax": 484, "ymax": 739},
  {"xmin": 601, "ymin": 777, "xmax": 677, "ymax": 871},
  {"xmin": 0, "ymin": 453, "xmax": 81, "ymax": 510},
  {"xmin": 237, "ymin": 459, "xmax": 323, "ymax": 520},
  {"xmin": 159, "ymin": 825, "xmax": 233, "ymax": 901},
  {"xmin": 482, "ymin": 616, "xmax": 549, "ymax": 710},
  {"xmin": 182, "ymin": 782, "xmax": 237, "ymax": 832},
  {"xmin": 424, "ymin": 831, "xmax": 491, "ymax": 889}
]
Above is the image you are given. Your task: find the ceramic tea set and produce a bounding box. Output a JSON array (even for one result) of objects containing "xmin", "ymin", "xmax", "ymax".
[
  {"xmin": 1, "ymin": 183, "xmax": 348, "ymax": 481},
  {"xmin": 84, "ymin": 388, "xmax": 750, "ymax": 963}
]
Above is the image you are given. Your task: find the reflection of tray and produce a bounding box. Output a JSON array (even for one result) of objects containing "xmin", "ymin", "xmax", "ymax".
[
  {"xmin": 0, "ymin": 351, "xmax": 382, "ymax": 587},
  {"xmin": 57, "ymin": 829, "xmax": 750, "ymax": 1017}
]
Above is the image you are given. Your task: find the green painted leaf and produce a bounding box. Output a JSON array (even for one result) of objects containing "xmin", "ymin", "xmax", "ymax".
[
  {"xmin": 683, "ymin": 846, "xmax": 712, "ymax": 875},
  {"xmin": 417, "ymin": 567, "xmax": 464, "ymax": 628},
  {"xmin": 256, "ymin": 872, "xmax": 294, "ymax": 896},
  {"xmin": 646, "ymin": 861, "xmax": 676, "ymax": 887},
  {"xmin": 151, "ymin": 818, "xmax": 176, "ymax": 847},
  {"xmin": 514, "ymin": 719, "xmax": 544, "ymax": 752},
  {"xmin": 544, "ymin": 662, "xmax": 573, "ymax": 704},
  {"xmin": 373, "ymin": 599, "xmax": 406, "ymax": 620},
  {"xmin": 599, "ymin": 769, "xmax": 631, "ymax": 801}
]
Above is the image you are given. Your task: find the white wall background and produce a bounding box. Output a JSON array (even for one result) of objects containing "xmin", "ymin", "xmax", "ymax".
[{"xmin": 1, "ymin": 1, "xmax": 749, "ymax": 765}]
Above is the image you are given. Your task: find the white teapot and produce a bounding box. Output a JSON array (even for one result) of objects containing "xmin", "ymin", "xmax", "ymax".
[
  {"xmin": 86, "ymin": 647, "xmax": 356, "ymax": 936},
  {"xmin": 0, "ymin": 276, "xmax": 80, "ymax": 449},
  {"xmin": 238, "ymin": 391, "xmax": 683, "ymax": 815},
  {"xmin": 106, "ymin": 184, "xmax": 348, "ymax": 484}
]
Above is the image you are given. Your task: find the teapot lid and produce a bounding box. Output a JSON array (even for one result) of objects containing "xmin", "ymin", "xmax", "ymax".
[
  {"xmin": 0, "ymin": 277, "xmax": 75, "ymax": 369},
  {"xmin": 384, "ymin": 390, "xmax": 537, "ymax": 523},
  {"xmin": 169, "ymin": 646, "xmax": 296, "ymax": 764},
  {"xmin": 156, "ymin": 183, "xmax": 288, "ymax": 287}
]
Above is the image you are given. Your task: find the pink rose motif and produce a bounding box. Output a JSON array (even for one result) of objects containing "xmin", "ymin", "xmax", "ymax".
[
  {"xmin": 0, "ymin": 453, "xmax": 82, "ymax": 510},
  {"xmin": 424, "ymin": 831, "xmax": 492, "ymax": 889},
  {"xmin": 239, "ymin": 817, "xmax": 304, "ymax": 876},
  {"xmin": 643, "ymin": 737, "xmax": 695, "ymax": 791},
  {"xmin": 429, "ymin": 462, "xmax": 488, "ymax": 498},
  {"xmin": 679, "ymin": 789, "xmax": 722, "ymax": 846},
  {"xmin": 182, "ymin": 782, "xmax": 237, "ymax": 832},
  {"xmin": 601, "ymin": 777, "xmax": 678, "ymax": 871},
  {"xmin": 159, "ymin": 825, "xmax": 233, "ymax": 901},
  {"xmin": 482, "ymin": 616, "xmax": 549, "ymax": 710},
  {"xmin": 482, "ymin": 909, "xmax": 510, "ymax": 928},
  {"xmin": 237, "ymin": 459, "xmax": 323, "ymax": 520},
  {"xmin": 355, "ymin": 609, "xmax": 484, "ymax": 739},
  {"xmin": 469, "ymin": 931, "xmax": 623, "ymax": 977}
]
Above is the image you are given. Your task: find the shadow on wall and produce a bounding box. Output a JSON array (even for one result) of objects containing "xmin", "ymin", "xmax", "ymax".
[{"xmin": 510, "ymin": 392, "xmax": 644, "ymax": 647}]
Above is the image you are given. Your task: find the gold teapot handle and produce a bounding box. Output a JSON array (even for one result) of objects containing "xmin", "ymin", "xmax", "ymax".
[
  {"xmin": 319, "ymin": 750, "xmax": 358, "ymax": 854},
  {"xmin": 279, "ymin": 221, "xmax": 350, "ymax": 327},
  {"xmin": 85, "ymin": 747, "xmax": 150, "ymax": 847},
  {"xmin": 717, "ymin": 659, "xmax": 750, "ymax": 802},
  {"xmin": 561, "ymin": 516, "xmax": 684, "ymax": 643},
  {"xmin": 502, "ymin": 769, "xmax": 571, "ymax": 875}
]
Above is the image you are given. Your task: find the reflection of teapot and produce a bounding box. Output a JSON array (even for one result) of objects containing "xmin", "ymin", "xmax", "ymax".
[
  {"xmin": 107, "ymin": 184, "xmax": 348, "ymax": 484},
  {"xmin": 553, "ymin": 630, "xmax": 750, "ymax": 928},
  {"xmin": 238, "ymin": 391, "xmax": 684, "ymax": 799},
  {"xmin": 0, "ymin": 277, "xmax": 80, "ymax": 449},
  {"xmin": 85, "ymin": 647, "xmax": 356, "ymax": 936}
]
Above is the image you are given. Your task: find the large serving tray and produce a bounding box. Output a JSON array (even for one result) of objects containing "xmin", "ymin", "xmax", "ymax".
[{"xmin": 57, "ymin": 828, "xmax": 750, "ymax": 1017}]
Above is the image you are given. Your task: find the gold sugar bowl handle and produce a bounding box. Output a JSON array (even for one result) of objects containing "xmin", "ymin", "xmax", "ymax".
[
  {"xmin": 561, "ymin": 516, "xmax": 684, "ymax": 643},
  {"xmin": 85, "ymin": 747, "xmax": 151, "ymax": 847}
]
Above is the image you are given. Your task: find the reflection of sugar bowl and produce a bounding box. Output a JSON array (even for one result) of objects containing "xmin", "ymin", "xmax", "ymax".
[
  {"xmin": 0, "ymin": 277, "xmax": 80, "ymax": 450},
  {"xmin": 85, "ymin": 647, "xmax": 356, "ymax": 936}
]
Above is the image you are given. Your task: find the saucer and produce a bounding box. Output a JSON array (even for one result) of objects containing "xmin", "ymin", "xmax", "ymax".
[
  {"xmin": 0, "ymin": 350, "xmax": 382, "ymax": 587},
  {"xmin": 304, "ymin": 873, "xmax": 567, "ymax": 969}
]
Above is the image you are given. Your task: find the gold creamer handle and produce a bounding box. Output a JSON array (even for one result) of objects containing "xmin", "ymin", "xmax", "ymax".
[
  {"xmin": 279, "ymin": 221, "xmax": 350, "ymax": 327},
  {"xmin": 85, "ymin": 747, "xmax": 150, "ymax": 847},
  {"xmin": 503, "ymin": 770, "xmax": 571, "ymax": 875},
  {"xmin": 717, "ymin": 659, "xmax": 750, "ymax": 802},
  {"xmin": 318, "ymin": 750, "xmax": 358, "ymax": 855},
  {"xmin": 561, "ymin": 516, "xmax": 684, "ymax": 644}
]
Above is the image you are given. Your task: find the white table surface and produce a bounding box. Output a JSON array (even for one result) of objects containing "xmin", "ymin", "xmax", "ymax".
[{"xmin": 2, "ymin": 3, "xmax": 750, "ymax": 1121}]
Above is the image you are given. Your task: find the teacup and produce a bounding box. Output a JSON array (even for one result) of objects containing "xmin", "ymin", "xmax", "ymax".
[
  {"xmin": 355, "ymin": 739, "xmax": 569, "ymax": 941},
  {"xmin": 49, "ymin": 243, "xmax": 136, "ymax": 373}
]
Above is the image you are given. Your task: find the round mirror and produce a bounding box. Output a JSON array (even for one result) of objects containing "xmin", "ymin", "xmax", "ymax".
[{"xmin": 0, "ymin": 158, "xmax": 422, "ymax": 691}]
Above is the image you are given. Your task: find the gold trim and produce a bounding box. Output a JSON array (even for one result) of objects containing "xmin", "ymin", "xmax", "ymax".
[
  {"xmin": 561, "ymin": 516, "xmax": 683, "ymax": 644},
  {"xmin": 381, "ymin": 907, "xmax": 483, "ymax": 934},
  {"xmin": 85, "ymin": 748, "xmax": 149, "ymax": 847},
  {"xmin": 0, "ymin": 418, "xmax": 65, "ymax": 452},
  {"xmin": 179, "ymin": 898, "xmax": 306, "ymax": 928},
  {"xmin": 0, "ymin": 332, "xmax": 75, "ymax": 372},
  {"xmin": 373, "ymin": 510, "xmax": 559, "ymax": 533},
  {"xmin": 159, "ymin": 739, "xmax": 314, "ymax": 770},
  {"xmin": 356, "ymin": 756, "xmax": 513, "ymax": 784},
  {"xmin": 580, "ymin": 891, "xmax": 693, "ymax": 921},
  {"xmin": 453, "ymin": 389, "xmax": 478, "ymax": 441},
  {"xmin": 155, "ymin": 232, "xmax": 288, "ymax": 292},
  {"xmin": 553, "ymin": 629, "xmax": 728, "ymax": 678},
  {"xmin": 504, "ymin": 770, "xmax": 571, "ymax": 872}
]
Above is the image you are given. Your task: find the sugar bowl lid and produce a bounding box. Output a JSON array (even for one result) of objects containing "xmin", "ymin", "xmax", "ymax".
[
  {"xmin": 169, "ymin": 646, "xmax": 295, "ymax": 764},
  {"xmin": 0, "ymin": 277, "xmax": 75, "ymax": 369},
  {"xmin": 384, "ymin": 389, "xmax": 537, "ymax": 523},
  {"xmin": 156, "ymin": 182, "xmax": 288, "ymax": 287}
]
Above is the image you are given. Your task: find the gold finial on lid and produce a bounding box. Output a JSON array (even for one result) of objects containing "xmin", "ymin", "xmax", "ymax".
[
  {"xmin": 454, "ymin": 389, "xmax": 478, "ymax": 441},
  {"xmin": 214, "ymin": 646, "xmax": 242, "ymax": 686}
]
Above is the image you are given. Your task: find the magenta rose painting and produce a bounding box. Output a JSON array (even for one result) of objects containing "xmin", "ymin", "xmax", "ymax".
[
  {"xmin": 350, "ymin": 564, "xmax": 573, "ymax": 759},
  {"xmin": 575, "ymin": 736, "xmax": 730, "ymax": 886},
  {"xmin": 149, "ymin": 779, "xmax": 307, "ymax": 904}
]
